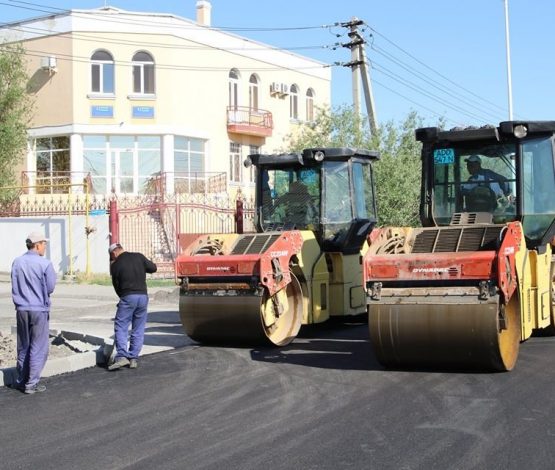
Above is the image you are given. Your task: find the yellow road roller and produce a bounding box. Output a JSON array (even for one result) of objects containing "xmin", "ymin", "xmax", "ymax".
[
  {"xmin": 365, "ymin": 121, "xmax": 555, "ymax": 371},
  {"xmin": 176, "ymin": 147, "xmax": 379, "ymax": 345}
]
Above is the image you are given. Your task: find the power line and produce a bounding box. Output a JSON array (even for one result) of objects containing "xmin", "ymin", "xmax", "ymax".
[
  {"xmin": 22, "ymin": 47, "xmax": 331, "ymax": 73},
  {"xmin": 369, "ymin": 42, "xmax": 505, "ymax": 122},
  {"xmin": 367, "ymin": 25, "xmax": 513, "ymax": 118},
  {"xmin": 334, "ymin": 20, "xmax": 504, "ymax": 125},
  {"xmin": 3, "ymin": 1, "xmax": 340, "ymax": 32},
  {"xmin": 371, "ymin": 63, "xmax": 495, "ymax": 124},
  {"xmin": 371, "ymin": 59, "xmax": 503, "ymax": 123},
  {"xmin": 2, "ymin": 1, "xmax": 514, "ymax": 125},
  {"xmin": 6, "ymin": 23, "xmax": 336, "ymax": 53},
  {"xmin": 372, "ymin": 77, "xmax": 464, "ymax": 127}
]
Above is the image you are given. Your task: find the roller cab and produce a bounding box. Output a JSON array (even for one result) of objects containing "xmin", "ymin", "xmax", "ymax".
[
  {"xmin": 366, "ymin": 121, "xmax": 555, "ymax": 371},
  {"xmin": 177, "ymin": 148, "xmax": 379, "ymax": 346}
]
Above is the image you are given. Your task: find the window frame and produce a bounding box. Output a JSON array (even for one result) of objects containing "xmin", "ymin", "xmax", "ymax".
[
  {"xmin": 83, "ymin": 135, "xmax": 161, "ymax": 195},
  {"xmin": 306, "ymin": 88, "xmax": 315, "ymax": 122},
  {"xmin": 132, "ymin": 51, "xmax": 155, "ymax": 96},
  {"xmin": 248, "ymin": 145, "xmax": 259, "ymax": 184},
  {"xmin": 174, "ymin": 137, "xmax": 207, "ymax": 193},
  {"xmin": 249, "ymin": 74, "xmax": 259, "ymax": 111},
  {"xmin": 34, "ymin": 136, "xmax": 71, "ymax": 194},
  {"xmin": 290, "ymin": 84, "xmax": 299, "ymax": 120},
  {"xmin": 229, "ymin": 142, "xmax": 242, "ymax": 184},
  {"xmin": 229, "ymin": 69, "xmax": 240, "ymax": 110},
  {"xmin": 90, "ymin": 50, "xmax": 115, "ymax": 95}
]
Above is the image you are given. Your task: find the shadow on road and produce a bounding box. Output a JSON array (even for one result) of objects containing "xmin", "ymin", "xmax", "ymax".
[
  {"xmin": 250, "ymin": 318, "xmax": 384, "ymax": 371},
  {"xmin": 143, "ymin": 310, "xmax": 383, "ymax": 371},
  {"xmin": 142, "ymin": 310, "xmax": 191, "ymax": 348},
  {"xmin": 147, "ymin": 310, "xmax": 180, "ymax": 324}
]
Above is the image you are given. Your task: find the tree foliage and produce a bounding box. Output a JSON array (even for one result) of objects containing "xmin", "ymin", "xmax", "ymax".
[
  {"xmin": 285, "ymin": 105, "xmax": 425, "ymax": 226},
  {"xmin": 0, "ymin": 43, "xmax": 31, "ymax": 197}
]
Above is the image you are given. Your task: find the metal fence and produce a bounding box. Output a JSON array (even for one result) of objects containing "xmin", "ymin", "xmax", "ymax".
[
  {"xmin": 0, "ymin": 186, "xmax": 255, "ymax": 277},
  {"xmin": 21, "ymin": 170, "xmax": 228, "ymax": 196},
  {"xmin": 112, "ymin": 193, "xmax": 255, "ymax": 277},
  {"xmin": 20, "ymin": 171, "xmax": 94, "ymax": 195},
  {"xmin": 0, "ymin": 181, "xmax": 103, "ymax": 276},
  {"xmin": 145, "ymin": 172, "xmax": 228, "ymax": 195}
]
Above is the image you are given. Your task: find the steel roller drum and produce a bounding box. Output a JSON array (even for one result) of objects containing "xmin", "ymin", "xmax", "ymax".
[
  {"xmin": 180, "ymin": 274, "xmax": 303, "ymax": 346},
  {"xmin": 369, "ymin": 290, "xmax": 521, "ymax": 371}
]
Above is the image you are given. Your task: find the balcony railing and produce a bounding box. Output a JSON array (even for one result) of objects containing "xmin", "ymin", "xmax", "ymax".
[
  {"xmin": 21, "ymin": 171, "xmax": 227, "ymax": 196},
  {"xmin": 145, "ymin": 172, "xmax": 227, "ymax": 195},
  {"xmin": 21, "ymin": 171, "xmax": 92, "ymax": 194},
  {"xmin": 227, "ymin": 106, "xmax": 273, "ymax": 137}
]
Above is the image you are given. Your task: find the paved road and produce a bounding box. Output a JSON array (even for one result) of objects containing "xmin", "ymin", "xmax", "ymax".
[{"xmin": 1, "ymin": 317, "xmax": 555, "ymax": 470}]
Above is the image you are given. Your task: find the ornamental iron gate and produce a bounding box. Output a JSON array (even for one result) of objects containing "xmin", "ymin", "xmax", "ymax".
[{"xmin": 111, "ymin": 194, "xmax": 255, "ymax": 277}]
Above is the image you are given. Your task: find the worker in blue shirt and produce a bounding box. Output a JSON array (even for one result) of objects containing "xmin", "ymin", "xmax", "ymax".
[
  {"xmin": 11, "ymin": 231, "xmax": 56, "ymax": 394},
  {"xmin": 462, "ymin": 155, "xmax": 512, "ymax": 211}
]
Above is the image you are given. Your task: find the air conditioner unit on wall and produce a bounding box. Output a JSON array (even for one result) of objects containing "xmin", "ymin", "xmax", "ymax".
[
  {"xmin": 280, "ymin": 83, "xmax": 289, "ymax": 95},
  {"xmin": 40, "ymin": 56, "xmax": 57, "ymax": 72},
  {"xmin": 270, "ymin": 82, "xmax": 280, "ymax": 94}
]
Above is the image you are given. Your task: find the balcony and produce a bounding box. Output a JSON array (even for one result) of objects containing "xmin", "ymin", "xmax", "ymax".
[
  {"xmin": 21, "ymin": 171, "xmax": 90, "ymax": 194},
  {"xmin": 20, "ymin": 171, "xmax": 227, "ymax": 196},
  {"xmin": 227, "ymin": 106, "xmax": 273, "ymax": 137},
  {"xmin": 145, "ymin": 172, "xmax": 227, "ymax": 195}
]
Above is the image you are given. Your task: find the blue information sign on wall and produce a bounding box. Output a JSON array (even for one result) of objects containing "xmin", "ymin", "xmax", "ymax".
[
  {"xmin": 132, "ymin": 106, "xmax": 155, "ymax": 118},
  {"xmin": 91, "ymin": 105, "xmax": 113, "ymax": 118}
]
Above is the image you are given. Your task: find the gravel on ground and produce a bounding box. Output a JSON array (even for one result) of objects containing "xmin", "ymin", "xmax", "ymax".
[{"xmin": 0, "ymin": 330, "xmax": 86, "ymax": 369}]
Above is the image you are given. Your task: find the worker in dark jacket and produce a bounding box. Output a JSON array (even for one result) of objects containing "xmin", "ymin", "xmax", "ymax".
[{"xmin": 108, "ymin": 243, "xmax": 157, "ymax": 370}]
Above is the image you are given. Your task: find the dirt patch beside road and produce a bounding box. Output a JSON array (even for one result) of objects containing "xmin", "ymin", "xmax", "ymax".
[{"xmin": 0, "ymin": 331, "xmax": 79, "ymax": 369}]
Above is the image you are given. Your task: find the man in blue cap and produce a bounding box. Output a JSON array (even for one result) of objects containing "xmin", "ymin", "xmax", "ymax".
[
  {"xmin": 462, "ymin": 155, "xmax": 512, "ymax": 211},
  {"xmin": 11, "ymin": 231, "xmax": 56, "ymax": 394}
]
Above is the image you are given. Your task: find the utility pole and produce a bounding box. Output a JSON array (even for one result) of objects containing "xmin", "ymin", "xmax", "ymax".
[
  {"xmin": 350, "ymin": 23, "xmax": 361, "ymax": 118},
  {"xmin": 503, "ymin": 0, "xmax": 514, "ymax": 120},
  {"xmin": 340, "ymin": 18, "xmax": 377, "ymax": 135}
]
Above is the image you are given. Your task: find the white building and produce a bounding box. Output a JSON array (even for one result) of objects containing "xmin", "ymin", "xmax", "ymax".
[{"xmin": 0, "ymin": 1, "xmax": 331, "ymax": 199}]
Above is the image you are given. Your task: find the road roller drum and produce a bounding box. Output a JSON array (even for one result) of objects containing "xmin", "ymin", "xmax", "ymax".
[
  {"xmin": 180, "ymin": 273, "xmax": 303, "ymax": 346},
  {"xmin": 369, "ymin": 287, "xmax": 521, "ymax": 371}
]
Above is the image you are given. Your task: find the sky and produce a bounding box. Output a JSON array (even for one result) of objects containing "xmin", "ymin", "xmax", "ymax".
[{"xmin": 1, "ymin": 0, "xmax": 554, "ymax": 128}]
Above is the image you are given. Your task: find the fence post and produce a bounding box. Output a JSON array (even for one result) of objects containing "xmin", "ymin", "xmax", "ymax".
[
  {"xmin": 109, "ymin": 199, "xmax": 119, "ymax": 245},
  {"xmin": 235, "ymin": 197, "xmax": 244, "ymax": 234}
]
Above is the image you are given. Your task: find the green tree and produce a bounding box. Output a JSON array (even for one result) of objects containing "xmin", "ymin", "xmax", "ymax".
[
  {"xmin": 286, "ymin": 105, "xmax": 425, "ymax": 226},
  {"xmin": 0, "ymin": 43, "xmax": 31, "ymax": 199},
  {"xmin": 372, "ymin": 112, "xmax": 424, "ymax": 226}
]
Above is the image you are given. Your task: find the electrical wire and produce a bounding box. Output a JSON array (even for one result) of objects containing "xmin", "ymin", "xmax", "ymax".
[
  {"xmin": 1, "ymin": 0, "xmax": 513, "ymax": 125},
  {"xmin": 372, "ymin": 65, "xmax": 492, "ymax": 124},
  {"xmin": 22, "ymin": 47, "xmax": 331, "ymax": 73},
  {"xmin": 371, "ymin": 59, "xmax": 502, "ymax": 123},
  {"xmin": 3, "ymin": 0, "xmax": 339, "ymax": 32},
  {"xmin": 371, "ymin": 77, "xmax": 464, "ymax": 127},
  {"xmin": 366, "ymin": 25, "xmax": 515, "ymax": 118},
  {"xmin": 370, "ymin": 42, "xmax": 505, "ymax": 122},
  {"xmin": 5, "ymin": 23, "xmax": 335, "ymax": 53}
]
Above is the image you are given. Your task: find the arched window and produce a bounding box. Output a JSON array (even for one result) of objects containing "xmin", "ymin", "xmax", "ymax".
[
  {"xmin": 306, "ymin": 88, "xmax": 315, "ymax": 122},
  {"xmin": 132, "ymin": 51, "xmax": 155, "ymax": 94},
  {"xmin": 91, "ymin": 50, "xmax": 114, "ymax": 94},
  {"xmin": 249, "ymin": 74, "xmax": 259, "ymax": 111},
  {"xmin": 289, "ymin": 84, "xmax": 299, "ymax": 120},
  {"xmin": 229, "ymin": 69, "xmax": 240, "ymax": 110}
]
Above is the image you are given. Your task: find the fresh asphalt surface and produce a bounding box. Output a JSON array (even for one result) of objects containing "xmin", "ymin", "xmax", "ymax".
[{"xmin": 2, "ymin": 314, "xmax": 555, "ymax": 470}]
